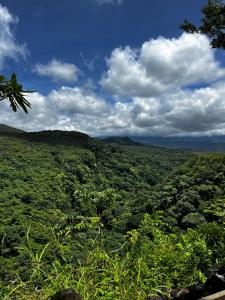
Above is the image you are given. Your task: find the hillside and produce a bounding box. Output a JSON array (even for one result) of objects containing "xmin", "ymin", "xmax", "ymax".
[
  {"xmin": 0, "ymin": 124, "xmax": 24, "ymax": 134},
  {"xmin": 0, "ymin": 130, "xmax": 225, "ymax": 299},
  {"xmin": 149, "ymin": 154, "xmax": 225, "ymax": 227},
  {"xmin": 21, "ymin": 130, "xmax": 102, "ymax": 149}
]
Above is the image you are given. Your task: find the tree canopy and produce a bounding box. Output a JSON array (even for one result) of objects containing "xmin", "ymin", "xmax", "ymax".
[
  {"xmin": 0, "ymin": 73, "xmax": 32, "ymax": 113},
  {"xmin": 180, "ymin": 0, "xmax": 225, "ymax": 49}
]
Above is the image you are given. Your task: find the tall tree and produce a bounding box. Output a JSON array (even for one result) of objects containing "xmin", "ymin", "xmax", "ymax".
[
  {"xmin": 180, "ymin": 0, "xmax": 225, "ymax": 49},
  {"xmin": 0, "ymin": 73, "xmax": 32, "ymax": 113}
]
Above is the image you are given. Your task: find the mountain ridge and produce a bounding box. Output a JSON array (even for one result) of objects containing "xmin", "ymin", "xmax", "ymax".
[
  {"xmin": 102, "ymin": 136, "xmax": 142, "ymax": 146},
  {"xmin": 2, "ymin": 124, "xmax": 225, "ymax": 151},
  {"xmin": 0, "ymin": 124, "xmax": 25, "ymax": 134}
]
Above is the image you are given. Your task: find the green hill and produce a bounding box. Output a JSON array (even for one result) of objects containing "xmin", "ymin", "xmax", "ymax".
[
  {"xmin": 148, "ymin": 154, "xmax": 225, "ymax": 228},
  {"xmin": 0, "ymin": 124, "xmax": 24, "ymax": 134},
  {"xmin": 1, "ymin": 130, "xmax": 225, "ymax": 299},
  {"xmin": 21, "ymin": 130, "xmax": 102, "ymax": 149}
]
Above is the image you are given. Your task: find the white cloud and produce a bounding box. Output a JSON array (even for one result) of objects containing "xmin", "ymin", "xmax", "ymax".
[
  {"xmin": 0, "ymin": 86, "xmax": 110, "ymax": 133},
  {"xmin": 34, "ymin": 59, "xmax": 80, "ymax": 83},
  {"xmin": 0, "ymin": 4, "xmax": 26, "ymax": 69},
  {"xmin": 101, "ymin": 33, "xmax": 225, "ymax": 98},
  {"xmin": 48, "ymin": 86, "xmax": 109, "ymax": 115},
  {"xmin": 2, "ymin": 81, "xmax": 225, "ymax": 137},
  {"xmin": 1, "ymin": 28, "xmax": 225, "ymax": 137},
  {"xmin": 163, "ymin": 85, "xmax": 225, "ymax": 133},
  {"xmin": 94, "ymin": 0, "xmax": 123, "ymax": 5}
]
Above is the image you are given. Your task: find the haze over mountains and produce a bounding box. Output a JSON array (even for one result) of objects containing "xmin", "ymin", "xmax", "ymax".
[
  {"xmin": 131, "ymin": 135, "xmax": 225, "ymax": 151},
  {"xmin": 2, "ymin": 124, "xmax": 225, "ymax": 152}
]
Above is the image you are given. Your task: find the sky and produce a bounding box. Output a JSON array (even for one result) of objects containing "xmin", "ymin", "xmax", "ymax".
[{"xmin": 0, "ymin": 0, "xmax": 225, "ymax": 137}]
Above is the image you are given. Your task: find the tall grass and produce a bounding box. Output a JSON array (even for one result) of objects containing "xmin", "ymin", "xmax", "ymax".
[{"xmin": 2, "ymin": 214, "xmax": 219, "ymax": 299}]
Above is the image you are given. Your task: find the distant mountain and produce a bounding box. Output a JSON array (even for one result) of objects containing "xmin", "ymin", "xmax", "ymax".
[
  {"xmin": 2, "ymin": 123, "xmax": 225, "ymax": 152},
  {"xmin": 102, "ymin": 136, "xmax": 142, "ymax": 146},
  {"xmin": 131, "ymin": 135, "xmax": 225, "ymax": 152},
  {"xmin": 0, "ymin": 124, "xmax": 24, "ymax": 134},
  {"xmin": 0, "ymin": 126, "xmax": 101, "ymax": 148},
  {"xmin": 19, "ymin": 130, "xmax": 104, "ymax": 151},
  {"xmin": 22, "ymin": 130, "xmax": 90, "ymax": 144}
]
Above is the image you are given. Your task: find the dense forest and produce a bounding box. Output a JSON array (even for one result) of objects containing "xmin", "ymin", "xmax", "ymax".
[
  {"xmin": 0, "ymin": 127, "xmax": 225, "ymax": 299},
  {"xmin": 1, "ymin": 0, "xmax": 225, "ymax": 298}
]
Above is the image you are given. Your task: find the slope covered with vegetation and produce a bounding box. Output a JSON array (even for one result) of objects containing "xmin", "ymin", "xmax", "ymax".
[
  {"xmin": 0, "ymin": 124, "xmax": 24, "ymax": 134},
  {"xmin": 1, "ymin": 131, "xmax": 225, "ymax": 299}
]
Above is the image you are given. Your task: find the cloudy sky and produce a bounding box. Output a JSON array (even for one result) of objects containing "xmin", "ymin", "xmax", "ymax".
[{"xmin": 0, "ymin": 0, "xmax": 225, "ymax": 137}]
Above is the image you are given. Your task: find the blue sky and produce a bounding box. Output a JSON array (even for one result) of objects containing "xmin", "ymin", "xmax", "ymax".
[
  {"xmin": 0, "ymin": 0, "xmax": 225, "ymax": 137},
  {"xmin": 1, "ymin": 0, "xmax": 206, "ymax": 94}
]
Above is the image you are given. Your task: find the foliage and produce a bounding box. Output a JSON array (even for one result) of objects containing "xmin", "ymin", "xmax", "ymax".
[
  {"xmin": 149, "ymin": 154, "xmax": 225, "ymax": 228},
  {"xmin": 0, "ymin": 132, "xmax": 225, "ymax": 298},
  {"xmin": 180, "ymin": 0, "xmax": 225, "ymax": 49},
  {"xmin": 2, "ymin": 214, "xmax": 225, "ymax": 299},
  {"xmin": 0, "ymin": 73, "xmax": 32, "ymax": 113}
]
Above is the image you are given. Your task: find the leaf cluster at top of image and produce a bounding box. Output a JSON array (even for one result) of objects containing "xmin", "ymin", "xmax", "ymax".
[{"xmin": 0, "ymin": 129, "xmax": 225, "ymax": 299}]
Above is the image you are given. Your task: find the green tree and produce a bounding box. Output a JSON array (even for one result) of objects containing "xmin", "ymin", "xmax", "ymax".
[
  {"xmin": 0, "ymin": 73, "xmax": 32, "ymax": 113},
  {"xmin": 180, "ymin": 0, "xmax": 225, "ymax": 49}
]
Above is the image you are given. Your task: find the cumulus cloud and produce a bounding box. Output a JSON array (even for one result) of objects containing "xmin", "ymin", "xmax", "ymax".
[
  {"xmin": 164, "ymin": 85, "xmax": 225, "ymax": 133},
  {"xmin": 1, "ymin": 28, "xmax": 225, "ymax": 137},
  {"xmin": 101, "ymin": 33, "xmax": 225, "ymax": 98},
  {"xmin": 34, "ymin": 59, "xmax": 80, "ymax": 83},
  {"xmin": 0, "ymin": 86, "xmax": 110, "ymax": 133},
  {"xmin": 130, "ymin": 83, "xmax": 225, "ymax": 135},
  {"xmin": 48, "ymin": 86, "xmax": 109, "ymax": 115},
  {"xmin": 94, "ymin": 0, "xmax": 123, "ymax": 5},
  {"xmin": 0, "ymin": 4, "xmax": 26, "ymax": 69},
  {"xmin": 1, "ymin": 81, "xmax": 225, "ymax": 137}
]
